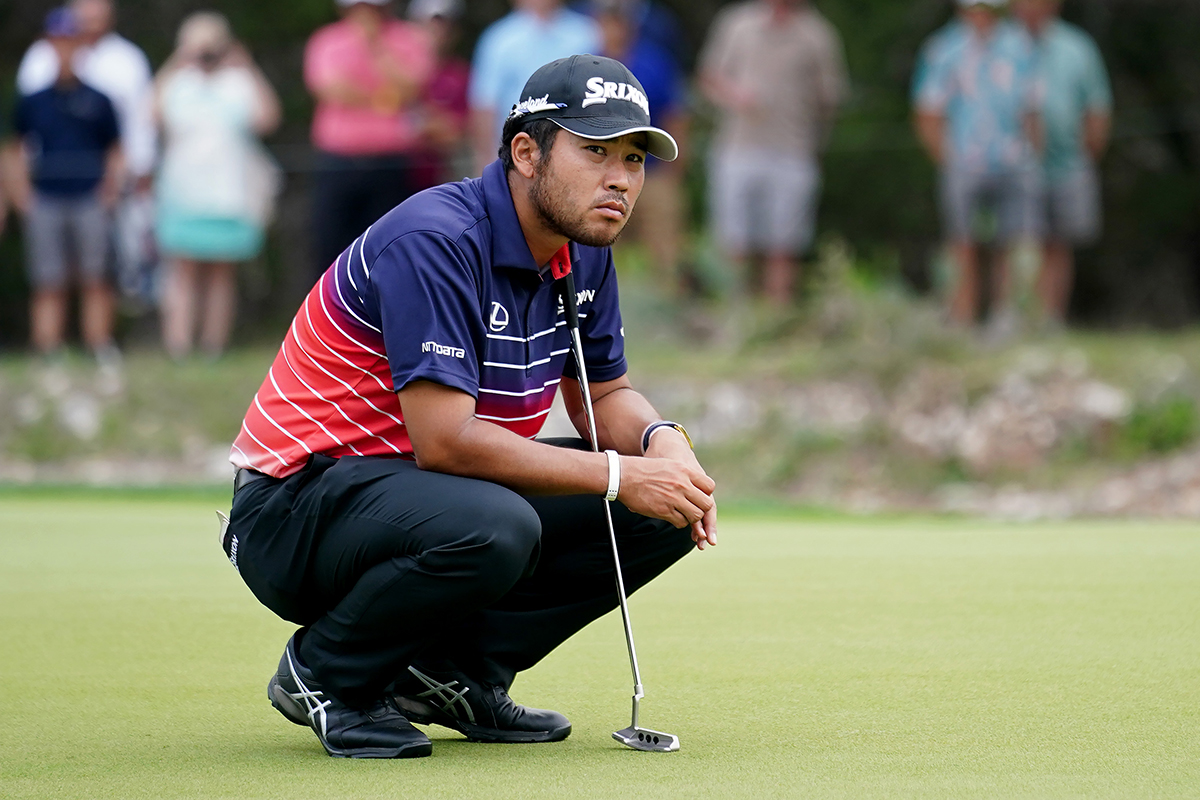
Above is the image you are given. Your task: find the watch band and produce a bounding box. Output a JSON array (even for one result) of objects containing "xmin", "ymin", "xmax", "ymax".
[{"xmin": 641, "ymin": 421, "xmax": 694, "ymax": 454}]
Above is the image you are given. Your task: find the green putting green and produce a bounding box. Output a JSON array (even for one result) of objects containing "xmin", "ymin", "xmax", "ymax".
[{"xmin": 2, "ymin": 495, "xmax": 1198, "ymax": 799}]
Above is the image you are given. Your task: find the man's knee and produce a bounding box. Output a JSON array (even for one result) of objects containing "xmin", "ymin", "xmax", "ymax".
[{"xmin": 436, "ymin": 488, "xmax": 542, "ymax": 596}]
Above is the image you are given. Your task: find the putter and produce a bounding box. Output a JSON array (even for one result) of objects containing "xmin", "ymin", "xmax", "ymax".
[{"xmin": 558, "ymin": 267, "xmax": 680, "ymax": 753}]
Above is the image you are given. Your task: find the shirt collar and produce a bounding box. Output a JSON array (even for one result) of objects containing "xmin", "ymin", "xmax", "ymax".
[{"xmin": 481, "ymin": 160, "xmax": 581, "ymax": 273}]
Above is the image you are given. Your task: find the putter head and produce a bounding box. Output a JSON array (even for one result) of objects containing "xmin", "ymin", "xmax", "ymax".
[{"xmin": 613, "ymin": 726, "xmax": 680, "ymax": 752}]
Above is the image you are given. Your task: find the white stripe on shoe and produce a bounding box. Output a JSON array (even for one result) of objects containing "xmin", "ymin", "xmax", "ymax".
[{"xmin": 286, "ymin": 649, "xmax": 333, "ymax": 740}]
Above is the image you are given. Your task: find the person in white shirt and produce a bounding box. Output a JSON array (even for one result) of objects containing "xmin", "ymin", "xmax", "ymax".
[
  {"xmin": 17, "ymin": 0, "xmax": 158, "ymax": 304},
  {"xmin": 152, "ymin": 12, "xmax": 281, "ymax": 360}
]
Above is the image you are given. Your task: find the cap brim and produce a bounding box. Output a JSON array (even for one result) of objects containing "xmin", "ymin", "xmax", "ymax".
[{"xmin": 549, "ymin": 119, "xmax": 679, "ymax": 162}]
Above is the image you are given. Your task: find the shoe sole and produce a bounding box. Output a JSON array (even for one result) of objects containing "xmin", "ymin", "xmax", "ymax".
[
  {"xmin": 396, "ymin": 698, "xmax": 571, "ymax": 744},
  {"xmin": 462, "ymin": 724, "xmax": 571, "ymax": 744},
  {"xmin": 270, "ymin": 676, "xmax": 432, "ymax": 758},
  {"xmin": 326, "ymin": 741, "xmax": 433, "ymax": 759}
]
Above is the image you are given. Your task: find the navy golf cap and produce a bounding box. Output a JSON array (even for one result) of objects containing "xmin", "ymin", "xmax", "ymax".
[{"xmin": 507, "ymin": 54, "xmax": 679, "ymax": 162}]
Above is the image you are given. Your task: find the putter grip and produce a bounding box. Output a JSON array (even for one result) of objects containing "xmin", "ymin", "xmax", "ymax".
[{"xmin": 562, "ymin": 272, "xmax": 580, "ymax": 330}]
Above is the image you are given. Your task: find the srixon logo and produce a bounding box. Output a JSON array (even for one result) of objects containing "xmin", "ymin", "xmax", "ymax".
[
  {"xmin": 582, "ymin": 77, "xmax": 650, "ymax": 116},
  {"xmin": 422, "ymin": 341, "xmax": 465, "ymax": 359},
  {"xmin": 559, "ymin": 289, "xmax": 597, "ymax": 313}
]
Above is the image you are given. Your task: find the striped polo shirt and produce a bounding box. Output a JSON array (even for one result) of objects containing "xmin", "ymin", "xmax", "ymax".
[{"xmin": 231, "ymin": 160, "xmax": 626, "ymax": 478}]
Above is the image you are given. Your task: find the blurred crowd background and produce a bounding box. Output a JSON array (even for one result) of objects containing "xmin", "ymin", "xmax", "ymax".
[{"xmin": 0, "ymin": 0, "xmax": 1197, "ymax": 361}]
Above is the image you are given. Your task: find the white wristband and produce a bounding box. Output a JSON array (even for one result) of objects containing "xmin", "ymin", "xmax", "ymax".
[{"xmin": 604, "ymin": 449, "xmax": 620, "ymax": 502}]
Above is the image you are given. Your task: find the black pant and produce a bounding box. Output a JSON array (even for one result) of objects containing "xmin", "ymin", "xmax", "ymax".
[
  {"xmin": 226, "ymin": 447, "xmax": 695, "ymax": 708},
  {"xmin": 310, "ymin": 151, "xmax": 418, "ymax": 280}
]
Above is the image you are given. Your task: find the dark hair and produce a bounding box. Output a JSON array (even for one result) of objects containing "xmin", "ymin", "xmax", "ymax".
[{"xmin": 498, "ymin": 117, "xmax": 561, "ymax": 173}]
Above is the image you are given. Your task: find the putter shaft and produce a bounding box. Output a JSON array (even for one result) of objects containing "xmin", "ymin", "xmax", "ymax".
[
  {"xmin": 560, "ymin": 271, "xmax": 677, "ymax": 751},
  {"xmin": 567, "ymin": 324, "xmax": 645, "ymax": 713}
]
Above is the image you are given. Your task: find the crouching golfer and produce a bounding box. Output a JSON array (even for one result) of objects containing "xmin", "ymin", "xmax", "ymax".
[{"xmin": 223, "ymin": 55, "xmax": 717, "ymax": 759}]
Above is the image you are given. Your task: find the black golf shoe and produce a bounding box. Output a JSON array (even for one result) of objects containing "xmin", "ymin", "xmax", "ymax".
[
  {"xmin": 267, "ymin": 635, "xmax": 432, "ymax": 759},
  {"xmin": 393, "ymin": 665, "xmax": 571, "ymax": 743}
]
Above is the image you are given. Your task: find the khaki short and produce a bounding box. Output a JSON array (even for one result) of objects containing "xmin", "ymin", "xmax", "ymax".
[
  {"xmin": 709, "ymin": 148, "xmax": 820, "ymax": 255},
  {"xmin": 1045, "ymin": 164, "xmax": 1102, "ymax": 245},
  {"xmin": 23, "ymin": 192, "xmax": 111, "ymax": 289},
  {"xmin": 940, "ymin": 165, "xmax": 1042, "ymax": 244}
]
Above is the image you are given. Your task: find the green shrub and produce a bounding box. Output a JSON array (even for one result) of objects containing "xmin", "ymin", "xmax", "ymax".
[{"xmin": 1119, "ymin": 396, "xmax": 1199, "ymax": 455}]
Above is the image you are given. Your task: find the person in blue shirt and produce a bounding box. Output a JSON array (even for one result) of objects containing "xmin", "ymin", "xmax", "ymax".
[
  {"xmin": 0, "ymin": 116, "xmax": 7, "ymax": 242},
  {"xmin": 577, "ymin": 0, "xmax": 689, "ymax": 68},
  {"xmin": 593, "ymin": 0, "xmax": 690, "ymax": 295},
  {"xmin": 7, "ymin": 7, "xmax": 123, "ymax": 360},
  {"xmin": 913, "ymin": 0, "xmax": 1042, "ymax": 334},
  {"xmin": 468, "ymin": 0, "xmax": 600, "ymax": 174},
  {"xmin": 1014, "ymin": 0, "xmax": 1111, "ymax": 327}
]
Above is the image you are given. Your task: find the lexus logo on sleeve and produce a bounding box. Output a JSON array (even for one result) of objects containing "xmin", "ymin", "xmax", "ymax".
[{"xmin": 489, "ymin": 302, "xmax": 510, "ymax": 332}]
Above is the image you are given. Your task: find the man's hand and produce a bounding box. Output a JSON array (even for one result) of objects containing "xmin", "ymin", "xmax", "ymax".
[
  {"xmin": 641, "ymin": 428, "xmax": 718, "ymax": 549},
  {"xmin": 564, "ymin": 376, "xmax": 719, "ymax": 549},
  {"xmin": 399, "ymin": 379, "xmax": 719, "ymax": 549},
  {"xmin": 619, "ymin": 453, "xmax": 718, "ymax": 549}
]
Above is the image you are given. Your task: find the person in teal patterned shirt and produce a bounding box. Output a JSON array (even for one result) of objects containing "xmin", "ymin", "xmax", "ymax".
[
  {"xmin": 913, "ymin": 0, "xmax": 1042, "ymax": 333},
  {"xmin": 1014, "ymin": 0, "xmax": 1111, "ymax": 327}
]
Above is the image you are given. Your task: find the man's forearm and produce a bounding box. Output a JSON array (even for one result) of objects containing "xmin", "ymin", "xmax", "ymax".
[
  {"xmin": 3, "ymin": 142, "xmax": 32, "ymax": 213},
  {"xmin": 914, "ymin": 110, "xmax": 944, "ymax": 165},
  {"xmin": 368, "ymin": 43, "xmax": 422, "ymax": 107},
  {"xmin": 560, "ymin": 375, "xmax": 676, "ymax": 457},
  {"xmin": 1084, "ymin": 110, "xmax": 1111, "ymax": 161},
  {"xmin": 312, "ymin": 81, "xmax": 372, "ymax": 109},
  {"xmin": 420, "ymin": 385, "xmax": 663, "ymax": 493},
  {"xmin": 400, "ymin": 379, "xmax": 609, "ymax": 495},
  {"xmin": 399, "ymin": 380, "xmax": 714, "ymax": 530},
  {"xmin": 423, "ymin": 414, "xmax": 612, "ymax": 495},
  {"xmin": 1026, "ymin": 111, "xmax": 1044, "ymax": 156},
  {"xmin": 100, "ymin": 146, "xmax": 125, "ymax": 206}
]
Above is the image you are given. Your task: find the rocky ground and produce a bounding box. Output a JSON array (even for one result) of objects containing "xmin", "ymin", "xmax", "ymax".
[
  {"xmin": 5, "ymin": 329, "xmax": 1200, "ymax": 519},
  {"xmin": 631, "ymin": 342, "xmax": 1200, "ymax": 519}
]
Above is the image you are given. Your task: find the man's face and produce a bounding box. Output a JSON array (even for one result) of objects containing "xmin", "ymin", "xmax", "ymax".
[
  {"xmin": 1013, "ymin": 0, "xmax": 1059, "ymax": 31},
  {"xmin": 49, "ymin": 34, "xmax": 81, "ymax": 75},
  {"xmin": 70, "ymin": 0, "xmax": 113, "ymax": 39},
  {"xmin": 420, "ymin": 15, "xmax": 455, "ymax": 52},
  {"xmin": 598, "ymin": 12, "xmax": 632, "ymax": 58},
  {"xmin": 516, "ymin": 0, "xmax": 562, "ymax": 16},
  {"xmin": 528, "ymin": 130, "xmax": 647, "ymax": 249},
  {"xmin": 960, "ymin": 4, "xmax": 1001, "ymax": 36}
]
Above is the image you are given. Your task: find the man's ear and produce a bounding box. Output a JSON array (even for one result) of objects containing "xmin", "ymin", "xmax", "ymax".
[{"xmin": 511, "ymin": 132, "xmax": 540, "ymax": 180}]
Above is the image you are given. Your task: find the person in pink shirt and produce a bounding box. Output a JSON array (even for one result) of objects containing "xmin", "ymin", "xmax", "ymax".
[{"xmin": 304, "ymin": 0, "xmax": 433, "ymax": 279}]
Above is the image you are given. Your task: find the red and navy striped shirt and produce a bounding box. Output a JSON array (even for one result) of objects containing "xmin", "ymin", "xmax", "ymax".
[{"xmin": 231, "ymin": 161, "xmax": 626, "ymax": 477}]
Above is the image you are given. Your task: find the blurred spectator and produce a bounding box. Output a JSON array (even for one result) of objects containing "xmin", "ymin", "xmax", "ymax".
[
  {"xmin": 407, "ymin": 0, "xmax": 470, "ymax": 190},
  {"xmin": 6, "ymin": 8, "xmax": 122, "ymax": 360},
  {"xmin": 0, "ymin": 120, "xmax": 7, "ymax": 242},
  {"xmin": 698, "ymin": 0, "xmax": 847, "ymax": 304},
  {"xmin": 913, "ymin": 0, "xmax": 1042, "ymax": 333},
  {"xmin": 579, "ymin": 0, "xmax": 688, "ymax": 66},
  {"xmin": 305, "ymin": 0, "xmax": 433, "ymax": 277},
  {"xmin": 17, "ymin": 0, "xmax": 158, "ymax": 305},
  {"xmin": 152, "ymin": 12, "xmax": 282, "ymax": 360},
  {"xmin": 594, "ymin": 0, "xmax": 690, "ymax": 295},
  {"xmin": 1014, "ymin": 0, "xmax": 1111, "ymax": 328},
  {"xmin": 469, "ymin": 0, "xmax": 600, "ymax": 174}
]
